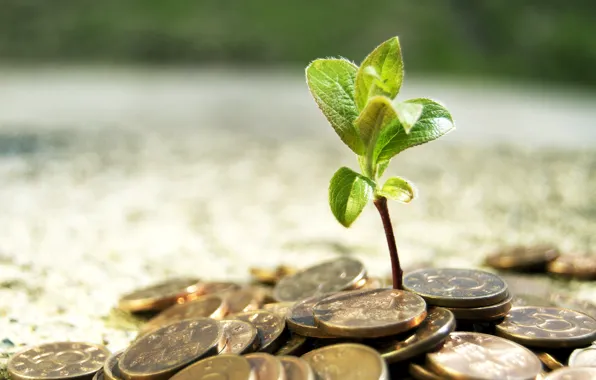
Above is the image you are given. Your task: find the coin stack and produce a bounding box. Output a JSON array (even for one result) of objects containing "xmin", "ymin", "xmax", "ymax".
[{"xmin": 6, "ymin": 257, "xmax": 596, "ymax": 380}]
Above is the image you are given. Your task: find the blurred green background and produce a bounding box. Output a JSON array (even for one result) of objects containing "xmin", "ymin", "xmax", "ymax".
[{"xmin": 1, "ymin": 0, "xmax": 595, "ymax": 86}]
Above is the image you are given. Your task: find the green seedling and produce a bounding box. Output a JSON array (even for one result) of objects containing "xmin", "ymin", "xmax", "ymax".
[{"xmin": 305, "ymin": 36, "xmax": 455, "ymax": 289}]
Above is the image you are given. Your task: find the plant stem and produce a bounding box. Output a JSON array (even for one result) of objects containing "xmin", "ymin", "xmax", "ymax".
[{"xmin": 373, "ymin": 196, "xmax": 403, "ymax": 289}]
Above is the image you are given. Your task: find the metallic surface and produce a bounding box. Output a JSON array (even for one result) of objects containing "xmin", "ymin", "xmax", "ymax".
[
  {"xmin": 408, "ymin": 364, "xmax": 442, "ymax": 380},
  {"xmin": 569, "ymin": 346, "xmax": 596, "ymax": 367},
  {"xmin": 544, "ymin": 367, "xmax": 596, "ymax": 380},
  {"xmin": 286, "ymin": 294, "xmax": 335, "ymax": 338},
  {"xmin": 547, "ymin": 255, "xmax": 596, "ymax": 280},
  {"xmin": 536, "ymin": 352, "xmax": 563, "ymax": 371},
  {"xmin": 169, "ymin": 354, "xmax": 256, "ymax": 380},
  {"xmin": 274, "ymin": 333, "xmax": 309, "ymax": 357},
  {"xmin": 245, "ymin": 353, "xmax": 285, "ymax": 380},
  {"xmin": 218, "ymin": 319, "xmax": 259, "ymax": 354},
  {"xmin": 103, "ymin": 350, "xmax": 124, "ymax": 380},
  {"xmin": 118, "ymin": 278, "xmax": 202, "ymax": 312},
  {"xmin": 231, "ymin": 310, "xmax": 287, "ymax": 353},
  {"xmin": 279, "ymin": 356, "xmax": 314, "ymax": 380},
  {"xmin": 225, "ymin": 290, "xmax": 262, "ymax": 314},
  {"xmin": 485, "ymin": 245, "xmax": 559, "ymax": 270},
  {"xmin": 551, "ymin": 294, "xmax": 596, "ymax": 319},
  {"xmin": 301, "ymin": 343, "xmax": 388, "ymax": 380},
  {"xmin": 445, "ymin": 293, "xmax": 513, "ymax": 321},
  {"xmin": 263, "ymin": 302, "xmax": 295, "ymax": 318}
]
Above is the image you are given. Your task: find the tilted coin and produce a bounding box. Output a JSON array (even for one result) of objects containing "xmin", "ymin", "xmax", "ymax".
[
  {"xmin": 286, "ymin": 294, "xmax": 336, "ymax": 338},
  {"xmin": 403, "ymin": 268, "xmax": 509, "ymax": 308},
  {"xmin": 118, "ymin": 278, "xmax": 202, "ymax": 312},
  {"xmin": 426, "ymin": 332, "xmax": 542, "ymax": 380},
  {"xmin": 231, "ymin": 310, "xmax": 287, "ymax": 353},
  {"xmin": 356, "ymin": 277, "xmax": 389, "ymax": 290},
  {"xmin": 544, "ymin": 367, "xmax": 596, "ymax": 380},
  {"xmin": 372, "ymin": 307, "xmax": 456, "ymax": 363},
  {"xmin": 225, "ymin": 290, "xmax": 262, "ymax": 315},
  {"xmin": 512, "ymin": 294, "xmax": 554, "ymax": 307},
  {"xmin": 274, "ymin": 333, "xmax": 309, "ymax": 357},
  {"xmin": 279, "ymin": 356, "xmax": 314, "ymax": 380},
  {"xmin": 104, "ymin": 350, "xmax": 124, "ymax": 380},
  {"xmin": 551, "ymin": 293, "xmax": 596, "ymax": 320},
  {"xmin": 408, "ymin": 364, "xmax": 442, "ymax": 380},
  {"xmin": 273, "ymin": 257, "xmax": 366, "ymax": 302},
  {"xmin": 313, "ymin": 289, "xmax": 427, "ymax": 338},
  {"xmin": 547, "ymin": 255, "xmax": 596, "ymax": 280},
  {"xmin": 170, "ymin": 354, "xmax": 255, "ymax": 380},
  {"xmin": 569, "ymin": 346, "xmax": 596, "ymax": 367},
  {"xmin": 445, "ymin": 293, "xmax": 513, "ymax": 321},
  {"xmin": 93, "ymin": 369, "xmax": 105, "ymax": 380},
  {"xmin": 218, "ymin": 320, "xmax": 259, "ymax": 354},
  {"xmin": 495, "ymin": 306, "xmax": 596, "ymax": 348},
  {"xmin": 301, "ymin": 343, "xmax": 388, "ymax": 380},
  {"xmin": 536, "ymin": 352, "xmax": 564, "ymax": 371},
  {"xmin": 263, "ymin": 302, "xmax": 295, "ymax": 318},
  {"xmin": 140, "ymin": 295, "xmax": 228, "ymax": 334},
  {"xmin": 119, "ymin": 318, "xmax": 221, "ymax": 380},
  {"xmin": 245, "ymin": 353, "xmax": 284, "ymax": 380},
  {"xmin": 8, "ymin": 342, "xmax": 110, "ymax": 380},
  {"xmin": 485, "ymin": 245, "xmax": 560, "ymax": 271},
  {"xmin": 185, "ymin": 282, "xmax": 240, "ymax": 301}
]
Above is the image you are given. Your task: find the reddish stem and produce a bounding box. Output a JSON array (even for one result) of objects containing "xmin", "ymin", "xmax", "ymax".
[{"xmin": 373, "ymin": 196, "xmax": 403, "ymax": 289}]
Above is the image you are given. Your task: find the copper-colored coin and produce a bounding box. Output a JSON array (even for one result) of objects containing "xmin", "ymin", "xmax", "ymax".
[
  {"xmin": 496, "ymin": 306, "xmax": 596, "ymax": 349},
  {"xmin": 273, "ymin": 258, "xmax": 366, "ymax": 302},
  {"xmin": 274, "ymin": 333, "xmax": 309, "ymax": 357},
  {"xmin": 544, "ymin": 367, "xmax": 596, "ymax": 380},
  {"xmin": 372, "ymin": 307, "xmax": 455, "ymax": 363},
  {"xmin": 183, "ymin": 282, "xmax": 240, "ymax": 302},
  {"xmin": 426, "ymin": 332, "xmax": 542, "ymax": 380},
  {"xmin": 118, "ymin": 278, "xmax": 202, "ymax": 312},
  {"xmin": 547, "ymin": 255, "xmax": 596, "ymax": 280},
  {"xmin": 104, "ymin": 350, "xmax": 124, "ymax": 380},
  {"xmin": 485, "ymin": 245, "xmax": 560, "ymax": 271},
  {"xmin": 445, "ymin": 293, "xmax": 513, "ymax": 321},
  {"xmin": 551, "ymin": 293, "xmax": 596, "ymax": 319},
  {"xmin": 170, "ymin": 354, "xmax": 255, "ymax": 380},
  {"xmin": 119, "ymin": 318, "xmax": 221, "ymax": 380},
  {"xmin": 536, "ymin": 352, "xmax": 563, "ymax": 371},
  {"xmin": 313, "ymin": 289, "xmax": 427, "ymax": 338},
  {"xmin": 511, "ymin": 294, "xmax": 554, "ymax": 307},
  {"xmin": 408, "ymin": 364, "xmax": 441, "ymax": 380},
  {"xmin": 8, "ymin": 342, "xmax": 110, "ymax": 380},
  {"xmin": 569, "ymin": 346, "xmax": 596, "ymax": 367},
  {"xmin": 140, "ymin": 295, "xmax": 228, "ymax": 334},
  {"xmin": 403, "ymin": 268, "xmax": 509, "ymax": 308},
  {"xmin": 279, "ymin": 356, "xmax": 314, "ymax": 380},
  {"xmin": 225, "ymin": 290, "xmax": 262, "ymax": 315},
  {"xmin": 301, "ymin": 343, "xmax": 388, "ymax": 380},
  {"xmin": 286, "ymin": 294, "xmax": 336, "ymax": 338},
  {"xmin": 231, "ymin": 310, "xmax": 287, "ymax": 353},
  {"xmin": 244, "ymin": 353, "xmax": 284, "ymax": 380},
  {"xmin": 218, "ymin": 320, "xmax": 259, "ymax": 354},
  {"xmin": 93, "ymin": 369, "xmax": 105, "ymax": 380}
]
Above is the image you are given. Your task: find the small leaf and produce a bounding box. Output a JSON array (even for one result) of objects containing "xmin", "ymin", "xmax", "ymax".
[
  {"xmin": 354, "ymin": 37, "xmax": 404, "ymax": 111},
  {"xmin": 354, "ymin": 96, "xmax": 397, "ymax": 146},
  {"xmin": 377, "ymin": 176, "xmax": 416, "ymax": 203},
  {"xmin": 374, "ymin": 98, "xmax": 455, "ymax": 163},
  {"xmin": 306, "ymin": 58, "xmax": 365, "ymax": 155},
  {"xmin": 376, "ymin": 160, "xmax": 390, "ymax": 178},
  {"xmin": 329, "ymin": 167, "xmax": 375, "ymax": 227},
  {"xmin": 393, "ymin": 101, "xmax": 423, "ymax": 134}
]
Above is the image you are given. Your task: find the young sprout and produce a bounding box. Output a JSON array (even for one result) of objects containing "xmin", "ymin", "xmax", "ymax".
[{"xmin": 305, "ymin": 36, "xmax": 455, "ymax": 289}]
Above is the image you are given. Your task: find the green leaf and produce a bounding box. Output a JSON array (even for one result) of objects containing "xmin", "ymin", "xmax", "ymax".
[
  {"xmin": 354, "ymin": 96, "xmax": 397, "ymax": 146},
  {"xmin": 377, "ymin": 176, "xmax": 416, "ymax": 203},
  {"xmin": 374, "ymin": 98, "xmax": 455, "ymax": 163},
  {"xmin": 393, "ymin": 101, "xmax": 423, "ymax": 134},
  {"xmin": 376, "ymin": 160, "xmax": 390, "ymax": 178},
  {"xmin": 306, "ymin": 58, "xmax": 365, "ymax": 155},
  {"xmin": 329, "ymin": 167, "xmax": 375, "ymax": 227},
  {"xmin": 354, "ymin": 37, "xmax": 404, "ymax": 111}
]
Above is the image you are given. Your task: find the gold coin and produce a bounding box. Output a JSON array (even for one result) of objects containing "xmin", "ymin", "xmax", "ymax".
[
  {"xmin": 444, "ymin": 293, "xmax": 513, "ymax": 321},
  {"xmin": 279, "ymin": 356, "xmax": 314, "ymax": 380},
  {"xmin": 218, "ymin": 320, "xmax": 259, "ymax": 355},
  {"xmin": 569, "ymin": 346, "xmax": 596, "ymax": 367},
  {"xmin": 372, "ymin": 307, "xmax": 455, "ymax": 363},
  {"xmin": 544, "ymin": 367, "xmax": 596, "ymax": 380},
  {"xmin": 225, "ymin": 290, "xmax": 262, "ymax": 315},
  {"xmin": 495, "ymin": 306, "xmax": 596, "ymax": 348},
  {"xmin": 263, "ymin": 302, "xmax": 294, "ymax": 318},
  {"xmin": 8, "ymin": 342, "xmax": 110, "ymax": 380},
  {"xmin": 140, "ymin": 294, "xmax": 228, "ymax": 334},
  {"xmin": 408, "ymin": 364, "xmax": 442, "ymax": 380},
  {"xmin": 551, "ymin": 293, "xmax": 596, "ymax": 319},
  {"xmin": 301, "ymin": 343, "xmax": 388, "ymax": 380},
  {"xmin": 313, "ymin": 289, "xmax": 427, "ymax": 338},
  {"xmin": 119, "ymin": 318, "xmax": 221, "ymax": 380},
  {"xmin": 170, "ymin": 354, "xmax": 255, "ymax": 380},
  {"xmin": 273, "ymin": 258, "xmax": 366, "ymax": 302},
  {"xmin": 547, "ymin": 255, "xmax": 596, "ymax": 280},
  {"xmin": 274, "ymin": 333, "xmax": 309, "ymax": 357},
  {"xmin": 93, "ymin": 369, "xmax": 105, "ymax": 380},
  {"xmin": 104, "ymin": 350, "xmax": 124, "ymax": 380},
  {"xmin": 244, "ymin": 353, "xmax": 284, "ymax": 380},
  {"xmin": 485, "ymin": 245, "xmax": 559, "ymax": 271},
  {"xmin": 426, "ymin": 332, "xmax": 542, "ymax": 380},
  {"xmin": 286, "ymin": 294, "xmax": 336, "ymax": 338},
  {"xmin": 118, "ymin": 278, "xmax": 202, "ymax": 312},
  {"xmin": 536, "ymin": 352, "xmax": 563, "ymax": 371},
  {"xmin": 183, "ymin": 282, "xmax": 241, "ymax": 302},
  {"xmin": 403, "ymin": 268, "xmax": 509, "ymax": 308},
  {"xmin": 231, "ymin": 310, "xmax": 287, "ymax": 353}
]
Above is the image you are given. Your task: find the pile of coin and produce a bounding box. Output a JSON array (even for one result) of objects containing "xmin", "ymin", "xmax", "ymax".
[{"xmin": 6, "ymin": 257, "xmax": 596, "ymax": 380}]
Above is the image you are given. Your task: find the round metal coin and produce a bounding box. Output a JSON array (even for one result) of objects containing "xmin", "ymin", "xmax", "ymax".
[
  {"xmin": 93, "ymin": 369, "xmax": 105, "ymax": 380},
  {"xmin": 118, "ymin": 278, "xmax": 202, "ymax": 312},
  {"xmin": 408, "ymin": 364, "xmax": 442, "ymax": 380},
  {"xmin": 263, "ymin": 302, "xmax": 294, "ymax": 318},
  {"xmin": 569, "ymin": 346, "xmax": 596, "ymax": 367},
  {"xmin": 485, "ymin": 245, "xmax": 559, "ymax": 271},
  {"xmin": 225, "ymin": 290, "xmax": 262, "ymax": 314},
  {"xmin": 426, "ymin": 332, "xmax": 542, "ymax": 380},
  {"xmin": 279, "ymin": 356, "xmax": 314, "ymax": 380},
  {"xmin": 104, "ymin": 350, "xmax": 124, "ymax": 380},
  {"xmin": 536, "ymin": 352, "xmax": 563, "ymax": 371},
  {"xmin": 301, "ymin": 343, "xmax": 388, "ymax": 380},
  {"xmin": 231, "ymin": 310, "xmax": 286, "ymax": 353},
  {"xmin": 547, "ymin": 255, "xmax": 596, "ymax": 280},
  {"xmin": 544, "ymin": 367, "xmax": 596, "ymax": 380},
  {"xmin": 445, "ymin": 293, "xmax": 513, "ymax": 321},
  {"xmin": 218, "ymin": 319, "xmax": 259, "ymax": 354},
  {"xmin": 313, "ymin": 289, "xmax": 427, "ymax": 338},
  {"xmin": 119, "ymin": 318, "xmax": 221, "ymax": 380},
  {"xmin": 274, "ymin": 333, "xmax": 309, "ymax": 357},
  {"xmin": 372, "ymin": 307, "xmax": 456, "ymax": 363},
  {"xmin": 273, "ymin": 257, "xmax": 366, "ymax": 302},
  {"xmin": 8, "ymin": 342, "xmax": 110, "ymax": 380},
  {"xmin": 403, "ymin": 268, "xmax": 509, "ymax": 308},
  {"xmin": 170, "ymin": 354, "xmax": 255, "ymax": 380},
  {"xmin": 244, "ymin": 353, "xmax": 284, "ymax": 380},
  {"xmin": 286, "ymin": 294, "xmax": 336, "ymax": 338},
  {"xmin": 495, "ymin": 306, "xmax": 596, "ymax": 348}
]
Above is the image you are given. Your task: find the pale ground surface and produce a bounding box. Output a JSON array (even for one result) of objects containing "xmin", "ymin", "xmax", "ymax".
[{"xmin": 0, "ymin": 68, "xmax": 595, "ymax": 377}]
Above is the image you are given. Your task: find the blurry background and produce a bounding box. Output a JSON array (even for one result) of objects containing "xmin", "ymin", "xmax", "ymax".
[{"xmin": 0, "ymin": 0, "xmax": 595, "ymax": 356}]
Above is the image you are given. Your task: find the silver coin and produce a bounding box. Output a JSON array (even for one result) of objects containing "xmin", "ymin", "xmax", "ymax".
[{"xmin": 569, "ymin": 346, "xmax": 596, "ymax": 367}]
